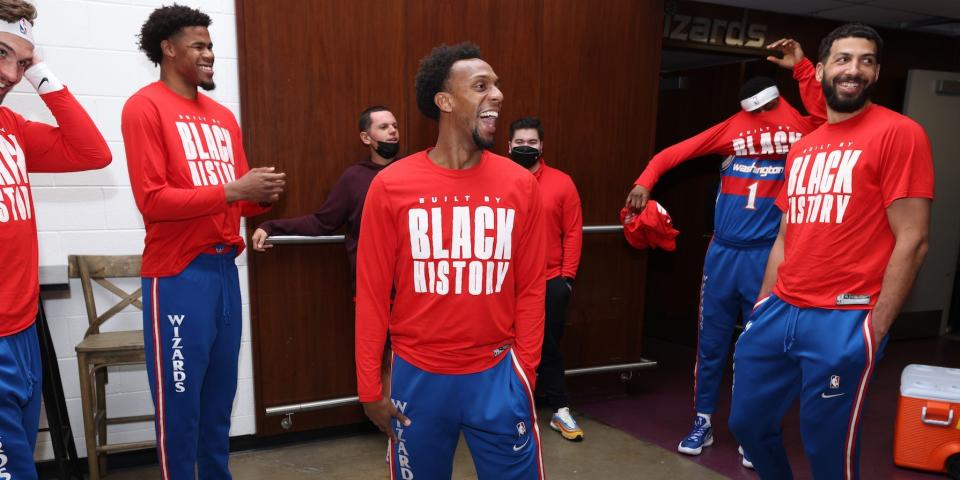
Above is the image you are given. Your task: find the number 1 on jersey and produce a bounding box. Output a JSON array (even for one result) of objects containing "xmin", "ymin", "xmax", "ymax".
[{"xmin": 745, "ymin": 182, "xmax": 758, "ymax": 210}]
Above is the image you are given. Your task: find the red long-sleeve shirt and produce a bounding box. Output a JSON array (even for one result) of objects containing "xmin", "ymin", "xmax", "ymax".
[
  {"xmin": 122, "ymin": 82, "xmax": 268, "ymax": 277},
  {"xmin": 533, "ymin": 159, "xmax": 581, "ymax": 280},
  {"xmin": 635, "ymin": 58, "xmax": 825, "ymax": 190},
  {"xmin": 0, "ymin": 88, "xmax": 112, "ymax": 337},
  {"xmin": 355, "ymin": 149, "xmax": 546, "ymax": 402}
]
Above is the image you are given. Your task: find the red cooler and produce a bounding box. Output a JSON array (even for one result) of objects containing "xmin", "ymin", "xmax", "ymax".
[{"xmin": 894, "ymin": 364, "xmax": 960, "ymax": 476}]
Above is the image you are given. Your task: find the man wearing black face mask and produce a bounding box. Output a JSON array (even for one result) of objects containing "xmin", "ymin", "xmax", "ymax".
[
  {"xmin": 509, "ymin": 116, "xmax": 584, "ymax": 441},
  {"xmin": 251, "ymin": 105, "xmax": 400, "ymax": 292}
]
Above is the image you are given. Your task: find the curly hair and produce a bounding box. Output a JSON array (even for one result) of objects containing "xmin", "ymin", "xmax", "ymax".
[
  {"xmin": 0, "ymin": 0, "xmax": 37, "ymax": 25},
  {"xmin": 414, "ymin": 42, "xmax": 482, "ymax": 120},
  {"xmin": 138, "ymin": 4, "xmax": 212, "ymax": 66}
]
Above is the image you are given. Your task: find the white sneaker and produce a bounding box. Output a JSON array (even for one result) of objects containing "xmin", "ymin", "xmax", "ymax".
[{"xmin": 738, "ymin": 446, "xmax": 754, "ymax": 469}]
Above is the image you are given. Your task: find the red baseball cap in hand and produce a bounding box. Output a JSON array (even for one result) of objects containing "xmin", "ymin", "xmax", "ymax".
[{"xmin": 620, "ymin": 200, "xmax": 680, "ymax": 251}]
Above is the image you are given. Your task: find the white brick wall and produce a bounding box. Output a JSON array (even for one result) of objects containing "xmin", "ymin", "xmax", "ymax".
[{"xmin": 19, "ymin": 0, "xmax": 256, "ymax": 461}]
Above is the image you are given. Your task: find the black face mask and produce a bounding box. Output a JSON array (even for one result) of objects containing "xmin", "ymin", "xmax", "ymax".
[
  {"xmin": 509, "ymin": 146, "xmax": 541, "ymax": 168},
  {"xmin": 375, "ymin": 141, "xmax": 400, "ymax": 160}
]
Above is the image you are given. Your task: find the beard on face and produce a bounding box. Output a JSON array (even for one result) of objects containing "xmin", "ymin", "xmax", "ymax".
[
  {"xmin": 822, "ymin": 74, "xmax": 873, "ymax": 113},
  {"xmin": 472, "ymin": 128, "xmax": 493, "ymax": 150},
  {"xmin": 200, "ymin": 81, "xmax": 216, "ymax": 91}
]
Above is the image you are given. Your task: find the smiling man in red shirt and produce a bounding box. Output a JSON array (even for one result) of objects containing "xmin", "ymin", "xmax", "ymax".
[
  {"xmin": 356, "ymin": 43, "xmax": 546, "ymax": 480},
  {"xmin": 0, "ymin": 2, "xmax": 112, "ymax": 478},
  {"xmin": 729, "ymin": 24, "xmax": 933, "ymax": 479}
]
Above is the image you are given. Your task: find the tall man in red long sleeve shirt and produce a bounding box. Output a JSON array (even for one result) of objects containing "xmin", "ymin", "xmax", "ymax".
[
  {"xmin": 508, "ymin": 116, "xmax": 584, "ymax": 441},
  {"xmin": 122, "ymin": 6, "xmax": 284, "ymax": 479},
  {"xmin": 0, "ymin": 3, "xmax": 112, "ymax": 478},
  {"xmin": 356, "ymin": 42, "xmax": 546, "ymax": 480}
]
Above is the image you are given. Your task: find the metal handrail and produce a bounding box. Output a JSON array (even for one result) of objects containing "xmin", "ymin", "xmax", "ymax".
[
  {"xmin": 265, "ymin": 359, "xmax": 657, "ymax": 419},
  {"xmin": 264, "ymin": 224, "xmax": 624, "ymax": 245},
  {"xmin": 260, "ymin": 222, "xmax": 646, "ymax": 425}
]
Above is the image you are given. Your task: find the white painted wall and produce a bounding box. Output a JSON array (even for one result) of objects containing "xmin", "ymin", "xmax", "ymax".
[
  {"xmin": 902, "ymin": 69, "xmax": 960, "ymax": 332},
  {"xmin": 12, "ymin": 0, "xmax": 255, "ymax": 461}
]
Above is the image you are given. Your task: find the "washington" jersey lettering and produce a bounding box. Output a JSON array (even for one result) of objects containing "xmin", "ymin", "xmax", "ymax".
[{"xmin": 635, "ymin": 58, "xmax": 825, "ymax": 245}]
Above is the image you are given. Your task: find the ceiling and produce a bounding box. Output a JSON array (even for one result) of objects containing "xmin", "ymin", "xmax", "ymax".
[{"xmin": 700, "ymin": 0, "xmax": 960, "ymax": 36}]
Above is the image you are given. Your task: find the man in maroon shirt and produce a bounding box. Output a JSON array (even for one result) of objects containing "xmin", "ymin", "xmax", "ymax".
[
  {"xmin": 250, "ymin": 105, "xmax": 399, "ymax": 289},
  {"xmin": 508, "ymin": 116, "xmax": 584, "ymax": 442}
]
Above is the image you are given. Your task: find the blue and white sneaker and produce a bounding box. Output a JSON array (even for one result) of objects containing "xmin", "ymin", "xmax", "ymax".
[
  {"xmin": 738, "ymin": 446, "xmax": 754, "ymax": 469},
  {"xmin": 677, "ymin": 416, "xmax": 713, "ymax": 455}
]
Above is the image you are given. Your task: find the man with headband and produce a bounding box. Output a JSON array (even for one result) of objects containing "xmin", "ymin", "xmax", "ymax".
[
  {"xmin": 508, "ymin": 116, "xmax": 584, "ymax": 442},
  {"xmin": 0, "ymin": 1, "xmax": 112, "ymax": 478},
  {"xmin": 356, "ymin": 42, "xmax": 546, "ymax": 479},
  {"xmin": 123, "ymin": 5, "xmax": 284, "ymax": 478},
  {"xmin": 625, "ymin": 50, "xmax": 824, "ymax": 467}
]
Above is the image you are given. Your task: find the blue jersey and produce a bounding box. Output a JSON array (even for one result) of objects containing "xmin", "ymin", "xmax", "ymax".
[
  {"xmin": 636, "ymin": 98, "xmax": 822, "ymax": 246},
  {"xmin": 714, "ymin": 155, "xmax": 786, "ymax": 245}
]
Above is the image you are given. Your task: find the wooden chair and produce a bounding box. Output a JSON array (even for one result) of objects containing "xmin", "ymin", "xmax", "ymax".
[{"xmin": 69, "ymin": 255, "xmax": 155, "ymax": 480}]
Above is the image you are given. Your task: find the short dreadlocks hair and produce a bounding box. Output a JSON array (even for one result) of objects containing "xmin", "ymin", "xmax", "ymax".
[
  {"xmin": 414, "ymin": 42, "xmax": 482, "ymax": 120},
  {"xmin": 138, "ymin": 4, "xmax": 212, "ymax": 66},
  {"xmin": 0, "ymin": 0, "xmax": 37, "ymax": 25}
]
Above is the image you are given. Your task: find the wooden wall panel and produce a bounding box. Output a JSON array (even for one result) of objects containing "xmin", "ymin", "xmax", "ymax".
[
  {"xmin": 540, "ymin": 0, "xmax": 664, "ymax": 364},
  {"xmin": 403, "ymin": 0, "xmax": 543, "ymax": 153},
  {"xmin": 238, "ymin": 0, "xmax": 406, "ymax": 436},
  {"xmin": 239, "ymin": 0, "xmax": 664, "ymax": 435}
]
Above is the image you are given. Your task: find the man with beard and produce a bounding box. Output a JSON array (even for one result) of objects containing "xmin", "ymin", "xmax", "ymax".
[
  {"xmin": 355, "ymin": 43, "xmax": 546, "ymax": 479},
  {"xmin": 251, "ymin": 105, "xmax": 401, "ymax": 290},
  {"xmin": 508, "ymin": 116, "xmax": 584, "ymax": 442},
  {"xmin": 625, "ymin": 44, "xmax": 824, "ymax": 466},
  {"xmin": 0, "ymin": 2, "xmax": 112, "ymax": 478},
  {"xmin": 729, "ymin": 24, "xmax": 933, "ymax": 479},
  {"xmin": 122, "ymin": 5, "xmax": 285, "ymax": 478}
]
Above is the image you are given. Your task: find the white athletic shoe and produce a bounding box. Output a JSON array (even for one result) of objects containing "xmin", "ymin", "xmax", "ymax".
[
  {"xmin": 738, "ymin": 446, "xmax": 754, "ymax": 469},
  {"xmin": 678, "ymin": 416, "xmax": 713, "ymax": 455}
]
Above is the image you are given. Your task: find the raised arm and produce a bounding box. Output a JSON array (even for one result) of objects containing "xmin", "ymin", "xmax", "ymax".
[
  {"xmin": 766, "ymin": 38, "xmax": 826, "ymax": 123},
  {"xmin": 626, "ymin": 118, "xmax": 732, "ymax": 210},
  {"xmin": 20, "ymin": 62, "xmax": 111, "ymax": 172}
]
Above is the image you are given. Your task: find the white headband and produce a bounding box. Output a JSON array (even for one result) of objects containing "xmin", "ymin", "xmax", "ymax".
[
  {"xmin": 741, "ymin": 85, "xmax": 779, "ymax": 112},
  {"xmin": 0, "ymin": 18, "xmax": 34, "ymax": 45}
]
